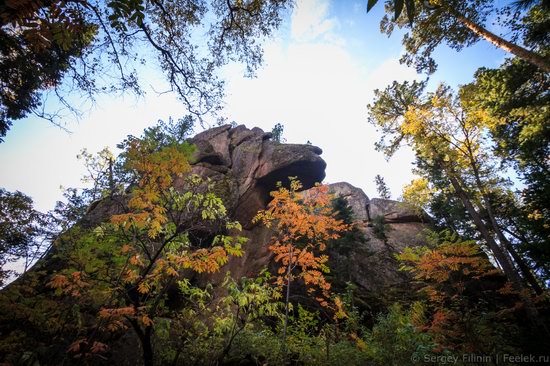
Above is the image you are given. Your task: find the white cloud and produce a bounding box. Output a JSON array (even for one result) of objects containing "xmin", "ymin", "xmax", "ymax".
[
  {"xmin": 291, "ymin": 0, "xmax": 338, "ymax": 42},
  {"xmin": 223, "ymin": 4, "xmax": 418, "ymax": 200},
  {"xmin": 365, "ymin": 56, "xmax": 419, "ymax": 95},
  {"xmin": 0, "ymin": 0, "xmax": 420, "ymax": 217}
]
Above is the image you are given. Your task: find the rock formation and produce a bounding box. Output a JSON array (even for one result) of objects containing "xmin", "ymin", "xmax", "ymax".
[
  {"xmin": 0, "ymin": 124, "xmax": 436, "ymax": 365},
  {"xmin": 183, "ymin": 126, "xmax": 431, "ymax": 303},
  {"xmin": 188, "ymin": 124, "xmax": 326, "ymax": 227},
  {"xmin": 324, "ymin": 182, "xmax": 429, "ymax": 310},
  {"xmin": 183, "ymin": 125, "xmax": 328, "ymax": 284},
  {"xmin": 85, "ymin": 125, "xmax": 429, "ymax": 299}
]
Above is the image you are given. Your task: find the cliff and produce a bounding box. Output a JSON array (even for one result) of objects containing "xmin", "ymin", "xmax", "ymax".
[{"xmin": 182, "ymin": 126, "xmax": 430, "ymax": 307}]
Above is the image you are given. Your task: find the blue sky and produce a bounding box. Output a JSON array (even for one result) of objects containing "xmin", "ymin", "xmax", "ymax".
[{"xmin": 0, "ymin": 0, "xmax": 507, "ymax": 213}]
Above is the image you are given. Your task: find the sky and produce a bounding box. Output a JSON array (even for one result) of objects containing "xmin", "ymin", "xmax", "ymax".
[{"xmin": 0, "ymin": 0, "xmax": 508, "ymax": 214}]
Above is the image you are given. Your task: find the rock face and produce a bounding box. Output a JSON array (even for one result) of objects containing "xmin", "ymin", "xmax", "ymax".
[
  {"xmin": 184, "ymin": 125, "xmax": 327, "ymax": 282},
  {"xmin": 189, "ymin": 125, "xmax": 326, "ymax": 227},
  {"xmin": 184, "ymin": 126, "xmax": 430, "ymax": 295},
  {"xmin": 324, "ymin": 182, "xmax": 430, "ymax": 308},
  {"xmin": 369, "ymin": 198, "xmax": 429, "ymax": 223}
]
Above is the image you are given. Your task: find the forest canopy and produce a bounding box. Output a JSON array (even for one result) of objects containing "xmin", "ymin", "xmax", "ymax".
[{"xmin": 0, "ymin": 0, "xmax": 292, "ymax": 141}]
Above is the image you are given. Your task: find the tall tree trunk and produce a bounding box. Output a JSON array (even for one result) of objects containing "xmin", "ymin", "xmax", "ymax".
[
  {"xmin": 131, "ymin": 320, "xmax": 154, "ymax": 366},
  {"xmin": 505, "ymin": 242, "xmax": 544, "ymax": 295},
  {"xmin": 447, "ymin": 174, "xmax": 547, "ymax": 334},
  {"xmin": 466, "ymin": 157, "xmax": 545, "ymax": 295},
  {"xmin": 282, "ymin": 246, "xmax": 294, "ymax": 352},
  {"xmin": 447, "ymin": 8, "xmax": 550, "ymax": 73},
  {"xmin": 142, "ymin": 329, "xmax": 154, "ymax": 366}
]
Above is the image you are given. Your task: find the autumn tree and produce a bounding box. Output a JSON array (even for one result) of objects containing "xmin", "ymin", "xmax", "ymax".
[
  {"xmin": 397, "ymin": 230, "xmax": 520, "ymax": 354},
  {"xmin": 366, "ymin": 0, "xmax": 550, "ymax": 74},
  {"xmin": 40, "ymin": 119, "xmax": 246, "ymax": 366},
  {"xmin": 253, "ymin": 178, "xmax": 349, "ymax": 348},
  {"xmin": 368, "ymin": 81, "xmax": 547, "ymax": 332},
  {"xmin": 0, "ymin": 0, "xmax": 293, "ymax": 141}
]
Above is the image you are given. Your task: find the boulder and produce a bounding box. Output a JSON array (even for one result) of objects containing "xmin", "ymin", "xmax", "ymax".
[
  {"xmin": 323, "ymin": 182, "xmax": 430, "ymax": 306},
  {"xmin": 191, "ymin": 125, "xmax": 326, "ymax": 225},
  {"xmin": 369, "ymin": 198, "xmax": 428, "ymax": 223},
  {"xmin": 328, "ymin": 182, "xmax": 370, "ymax": 222}
]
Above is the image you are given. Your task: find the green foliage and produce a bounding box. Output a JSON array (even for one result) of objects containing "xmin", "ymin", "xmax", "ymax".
[
  {"xmin": 155, "ymin": 270, "xmax": 284, "ymax": 365},
  {"xmin": 374, "ymin": 174, "xmax": 391, "ymax": 199},
  {"xmin": 364, "ymin": 303, "xmax": 435, "ymax": 366},
  {"xmin": 329, "ymin": 196, "xmax": 367, "ymax": 254},
  {"xmin": 0, "ymin": 189, "xmax": 50, "ymax": 285},
  {"xmin": 271, "ymin": 122, "xmax": 286, "ymax": 143},
  {"xmin": 372, "ymin": 215, "xmax": 392, "ymax": 244},
  {"xmin": 226, "ymin": 303, "xmax": 369, "ymax": 366},
  {"xmin": 0, "ymin": 1, "xmax": 293, "ymax": 141}
]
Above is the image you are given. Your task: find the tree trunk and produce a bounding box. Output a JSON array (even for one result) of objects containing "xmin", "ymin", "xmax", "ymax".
[
  {"xmin": 505, "ymin": 242, "xmax": 544, "ymax": 295},
  {"xmin": 282, "ymin": 246, "xmax": 294, "ymax": 352},
  {"xmin": 448, "ymin": 8, "xmax": 550, "ymax": 73},
  {"xmin": 447, "ymin": 174, "xmax": 547, "ymax": 334},
  {"xmin": 476, "ymin": 195, "xmax": 544, "ymax": 295},
  {"xmin": 466, "ymin": 157, "xmax": 545, "ymax": 295},
  {"xmin": 131, "ymin": 320, "xmax": 154, "ymax": 366},
  {"xmin": 448, "ymin": 176, "xmax": 518, "ymax": 286},
  {"xmin": 142, "ymin": 331, "xmax": 154, "ymax": 366}
]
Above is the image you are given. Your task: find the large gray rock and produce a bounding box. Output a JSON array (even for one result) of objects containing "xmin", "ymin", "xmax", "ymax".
[
  {"xmin": 328, "ymin": 182, "xmax": 370, "ymax": 222},
  {"xmin": 369, "ymin": 198, "xmax": 429, "ymax": 223},
  {"xmin": 322, "ymin": 183, "xmax": 430, "ymax": 298}
]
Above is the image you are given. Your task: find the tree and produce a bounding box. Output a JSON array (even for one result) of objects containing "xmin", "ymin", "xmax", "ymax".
[
  {"xmin": 462, "ymin": 56, "xmax": 550, "ymax": 281},
  {"xmin": 371, "ymin": 214, "xmax": 393, "ymax": 251},
  {"xmin": 366, "ymin": 0, "xmax": 550, "ymax": 74},
  {"xmin": 397, "ymin": 230, "xmax": 521, "ymax": 354},
  {"xmin": 271, "ymin": 122, "xmax": 286, "ymax": 143},
  {"xmin": 329, "ymin": 196, "xmax": 367, "ymax": 255},
  {"xmin": 253, "ymin": 178, "xmax": 349, "ymax": 349},
  {"xmin": 368, "ymin": 81, "xmax": 547, "ymax": 332},
  {"xmin": 0, "ymin": 0, "xmax": 293, "ymax": 141},
  {"xmin": 372, "ymin": 175, "xmax": 394, "ymax": 252},
  {"xmin": 0, "ymin": 188, "xmax": 50, "ymax": 285},
  {"xmin": 214, "ymin": 270, "xmax": 283, "ymax": 364},
  {"xmin": 374, "ymin": 174, "xmax": 391, "ymax": 200},
  {"xmin": 41, "ymin": 119, "xmax": 247, "ymax": 365},
  {"xmin": 0, "ymin": 0, "xmax": 95, "ymax": 142},
  {"xmin": 364, "ymin": 302, "xmax": 435, "ymax": 365}
]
